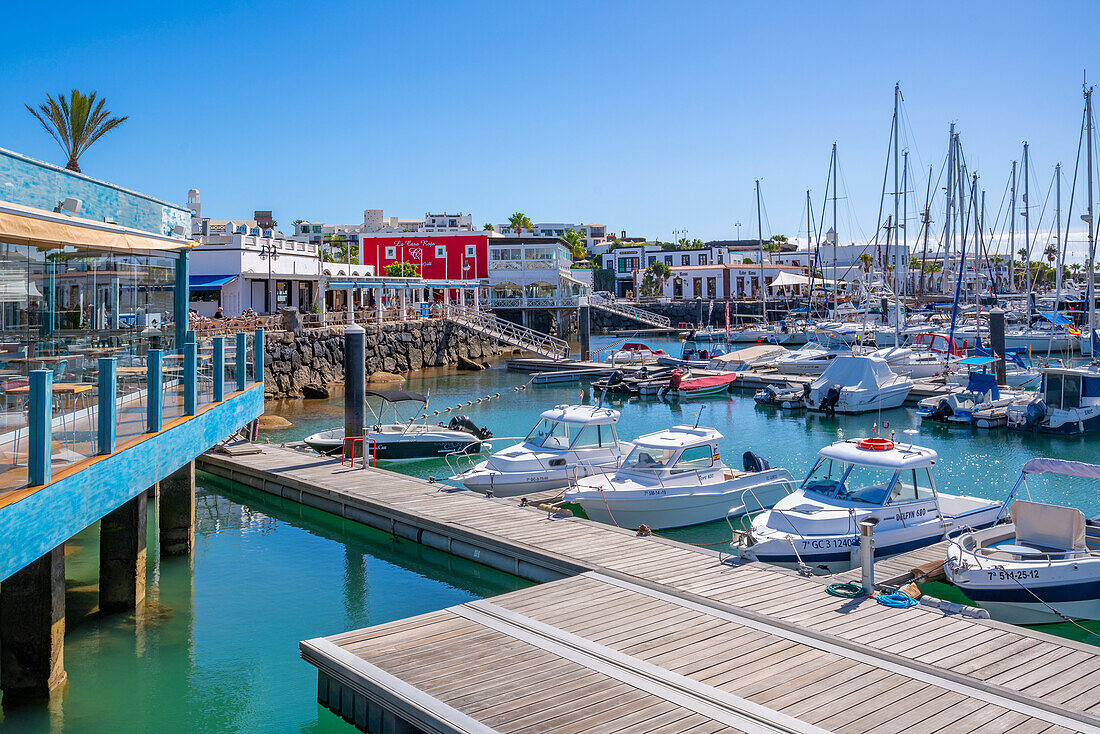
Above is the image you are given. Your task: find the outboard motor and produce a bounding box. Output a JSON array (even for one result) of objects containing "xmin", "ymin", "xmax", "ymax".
[
  {"xmin": 742, "ymin": 451, "xmax": 771, "ymax": 472},
  {"xmin": 658, "ymin": 370, "xmax": 683, "ymax": 398},
  {"xmin": 606, "ymin": 370, "xmax": 625, "ymax": 388},
  {"xmin": 928, "ymin": 398, "xmax": 954, "ymax": 422},
  {"xmin": 448, "ymin": 415, "xmax": 493, "ymax": 440},
  {"xmin": 821, "ymin": 385, "xmax": 842, "ymax": 415},
  {"xmin": 1025, "ymin": 399, "xmax": 1047, "ymax": 428}
]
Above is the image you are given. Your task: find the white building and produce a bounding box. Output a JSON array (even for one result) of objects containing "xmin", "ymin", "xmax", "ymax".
[
  {"xmin": 602, "ymin": 244, "xmax": 730, "ymax": 297},
  {"xmin": 486, "ymin": 237, "xmax": 589, "ymax": 308},
  {"xmin": 633, "ymin": 263, "xmax": 807, "ymax": 300},
  {"xmin": 291, "ymin": 209, "xmax": 475, "ymax": 259},
  {"xmin": 496, "ymin": 222, "xmax": 610, "ymax": 251}
]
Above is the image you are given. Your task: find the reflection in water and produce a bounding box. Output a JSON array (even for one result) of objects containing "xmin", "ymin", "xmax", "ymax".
[{"xmin": 0, "ymin": 474, "xmax": 530, "ymax": 734}]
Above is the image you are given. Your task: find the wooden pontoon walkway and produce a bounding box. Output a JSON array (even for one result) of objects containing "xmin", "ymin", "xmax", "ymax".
[{"xmin": 199, "ymin": 445, "xmax": 1100, "ymax": 734}]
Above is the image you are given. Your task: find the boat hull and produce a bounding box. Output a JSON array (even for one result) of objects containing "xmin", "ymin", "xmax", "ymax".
[{"xmin": 304, "ymin": 429, "xmax": 483, "ymax": 461}]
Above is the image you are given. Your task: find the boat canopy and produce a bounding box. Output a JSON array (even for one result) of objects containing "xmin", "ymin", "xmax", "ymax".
[
  {"xmin": 812, "ymin": 355, "xmax": 898, "ymax": 391},
  {"xmin": 1011, "ymin": 500, "xmax": 1086, "ymax": 552},
  {"xmin": 708, "ymin": 344, "xmax": 787, "ymax": 367},
  {"xmin": 1021, "ymin": 457, "xmax": 1100, "ymax": 479},
  {"xmin": 633, "ymin": 425, "xmax": 722, "ymax": 450},
  {"xmin": 819, "ymin": 440, "xmax": 937, "ymax": 470},
  {"xmin": 956, "ymin": 356, "xmax": 997, "ymax": 366},
  {"xmin": 366, "ymin": 390, "xmax": 428, "ymax": 403},
  {"xmin": 1038, "ymin": 313, "xmax": 1075, "ymax": 326},
  {"xmin": 538, "ymin": 404, "xmax": 620, "ymax": 425}
]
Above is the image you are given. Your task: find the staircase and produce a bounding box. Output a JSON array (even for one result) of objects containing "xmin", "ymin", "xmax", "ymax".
[
  {"xmin": 589, "ymin": 295, "xmax": 671, "ymax": 329},
  {"xmin": 443, "ymin": 304, "xmax": 570, "ymax": 361}
]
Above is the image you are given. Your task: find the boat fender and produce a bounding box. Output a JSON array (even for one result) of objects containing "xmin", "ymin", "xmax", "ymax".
[{"xmin": 636, "ymin": 524, "xmax": 652, "ymax": 536}]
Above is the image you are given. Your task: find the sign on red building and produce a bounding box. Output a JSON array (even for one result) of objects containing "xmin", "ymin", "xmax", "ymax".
[{"xmin": 360, "ymin": 234, "xmax": 489, "ymax": 280}]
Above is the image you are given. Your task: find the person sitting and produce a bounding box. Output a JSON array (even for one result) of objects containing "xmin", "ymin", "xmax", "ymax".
[{"xmin": 214, "ymin": 307, "xmax": 225, "ymax": 319}]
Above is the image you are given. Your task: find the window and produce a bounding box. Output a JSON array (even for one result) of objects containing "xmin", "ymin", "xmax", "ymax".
[
  {"xmin": 647, "ymin": 256, "xmax": 655, "ymax": 266},
  {"xmin": 312, "ymin": 225, "xmax": 322, "ymax": 233},
  {"xmin": 671, "ymin": 446, "xmax": 714, "ymax": 474},
  {"xmin": 525, "ymin": 419, "xmax": 569, "ymax": 449},
  {"xmin": 436, "ymin": 245, "xmax": 447, "ymax": 258},
  {"xmin": 707, "ymin": 277, "xmax": 717, "ymax": 299},
  {"xmin": 1063, "ymin": 375, "xmax": 1082, "ymax": 410},
  {"xmin": 664, "ymin": 256, "xmax": 673, "ymax": 266},
  {"xmin": 699, "ymin": 254, "xmax": 708, "ymax": 266},
  {"xmin": 569, "ymin": 425, "xmax": 612, "ymax": 449},
  {"xmin": 449, "ymin": 219, "xmax": 457, "ymax": 227},
  {"xmin": 618, "ymin": 257, "xmax": 640, "ymax": 273},
  {"xmin": 692, "ymin": 278, "xmax": 702, "ymax": 297},
  {"xmin": 717, "ymin": 253, "xmax": 723, "ymax": 264},
  {"xmin": 466, "ymin": 245, "xmax": 475, "ymax": 257},
  {"xmin": 681, "ymin": 255, "xmax": 690, "ymax": 266},
  {"xmin": 621, "ymin": 445, "xmax": 676, "ymax": 470},
  {"xmin": 890, "ymin": 468, "xmax": 936, "ymax": 503},
  {"xmin": 491, "ymin": 247, "xmax": 521, "ymax": 261},
  {"xmin": 385, "ymin": 246, "xmax": 396, "ymax": 258}
]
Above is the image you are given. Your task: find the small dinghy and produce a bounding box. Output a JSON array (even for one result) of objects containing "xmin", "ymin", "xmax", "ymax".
[
  {"xmin": 304, "ymin": 390, "xmax": 491, "ymax": 461},
  {"xmin": 917, "ymin": 361, "xmax": 1029, "ymax": 426},
  {"xmin": 732, "ymin": 434, "xmax": 1002, "ymax": 574},
  {"xmin": 754, "ymin": 382, "xmax": 807, "ymax": 410},
  {"xmin": 564, "ymin": 426, "xmax": 794, "ymax": 529},
  {"xmin": 656, "ymin": 371, "xmax": 738, "ymax": 399},
  {"xmin": 946, "ymin": 458, "xmax": 1100, "ymax": 624}
]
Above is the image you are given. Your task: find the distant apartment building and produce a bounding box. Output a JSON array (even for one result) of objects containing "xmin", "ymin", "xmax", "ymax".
[{"xmin": 495, "ymin": 221, "xmax": 610, "ymax": 252}]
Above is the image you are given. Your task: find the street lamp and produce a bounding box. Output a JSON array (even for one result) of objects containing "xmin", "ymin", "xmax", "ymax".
[
  {"xmin": 258, "ymin": 240, "xmax": 280, "ymax": 314},
  {"xmin": 462, "ymin": 261, "xmax": 470, "ymax": 308}
]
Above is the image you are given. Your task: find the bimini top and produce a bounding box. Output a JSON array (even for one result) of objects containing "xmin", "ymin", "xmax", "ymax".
[
  {"xmin": 366, "ymin": 390, "xmax": 428, "ymax": 403},
  {"xmin": 819, "ymin": 438, "xmax": 937, "ymax": 470},
  {"xmin": 1022, "ymin": 457, "xmax": 1100, "ymax": 479},
  {"xmin": 633, "ymin": 425, "xmax": 723, "ymax": 450},
  {"xmin": 538, "ymin": 404, "xmax": 621, "ymax": 425}
]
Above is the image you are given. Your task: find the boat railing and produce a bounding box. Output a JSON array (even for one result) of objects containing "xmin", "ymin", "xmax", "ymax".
[
  {"xmin": 340, "ymin": 436, "xmax": 377, "ymax": 469},
  {"xmin": 443, "ymin": 435, "xmax": 526, "ymax": 480}
]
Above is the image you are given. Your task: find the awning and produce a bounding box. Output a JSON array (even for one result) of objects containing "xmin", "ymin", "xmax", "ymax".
[
  {"xmin": 0, "ymin": 199, "xmax": 195, "ymax": 253},
  {"xmin": 767, "ymin": 272, "xmax": 809, "ymax": 289},
  {"xmin": 326, "ymin": 281, "xmax": 357, "ymax": 290},
  {"xmin": 189, "ymin": 274, "xmax": 237, "ymax": 290}
]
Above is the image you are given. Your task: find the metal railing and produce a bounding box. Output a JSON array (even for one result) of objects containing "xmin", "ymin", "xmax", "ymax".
[
  {"xmin": 442, "ymin": 303, "xmax": 570, "ymax": 360},
  {"xmin": 589, "ymin": 294, "xmax": 671, "ymax": 328}
]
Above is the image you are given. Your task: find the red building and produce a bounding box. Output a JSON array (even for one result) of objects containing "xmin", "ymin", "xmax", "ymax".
[{"xmin": 360, "ymin": 234, "xmax": 489, "ymax": 280}]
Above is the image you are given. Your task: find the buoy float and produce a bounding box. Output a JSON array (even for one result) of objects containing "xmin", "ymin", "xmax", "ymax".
[{"xmin": 857, "ymin": 437, "xmax": 894, "ymax": 451}]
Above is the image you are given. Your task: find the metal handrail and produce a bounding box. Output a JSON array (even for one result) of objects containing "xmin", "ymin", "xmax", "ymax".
[
  {"xmin": 443, "ymin": 303, "xmax": 570, "ymax": 360},
  {"xmin": 589, "ymin": 295, "xmax": 671, "ymax": 328}
]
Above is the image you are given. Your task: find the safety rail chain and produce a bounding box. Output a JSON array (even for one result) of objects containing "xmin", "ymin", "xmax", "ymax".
[
  {"xmin": 589, "ymin": 295, "xmax": 672, "ymax": 328},
  {"xmin": 442, "ymin": 303, "xmax": 570, "ymax": 361}
]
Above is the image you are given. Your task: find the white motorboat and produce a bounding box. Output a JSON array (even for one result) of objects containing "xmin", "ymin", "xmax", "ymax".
[
  {"xmin": 754, "ymin": 383, "xmax": 806, "ymax": 409},
  {"xmin": 1007, "ymin": 363, "xmax": 1100, "ymax": 434},
  {"xmin": 774, "ymin": 343, "xmax": 852, "ymax": 376},
  {"xmin": 946, "ymin": 458, "xmax": 1100, "ymax": 624},
  {"xmin": 304, "ymin": 390, "xmax": 491, "ymax": 461},
  {"xmin": 917, "ymin": 360, "xmax": 1029, "ymax": 426},
  {"xmin": 608, "ymin": 342, "xmax": 669, "ymax": 365},
  {"xmin": 870, "ymin": 345, "xmax": 947, "ymax": 379},
  {"xmin": 805, "ymin": 355, "xmax": 913, "ymax": 414},
  {"xmin": 453, "ymin": 404, "xmax": 628, "ymax": 496},
  {"xmin": 706, "ymin": 344, "xmax": 788, "ymax": 372},
  {"xmin": 564, "ymin": 426, "xmax": 794, "ymax": 530},
  {"xmin": 733, "ymin": 436, "xmax": 1002, "ymax": 574}
]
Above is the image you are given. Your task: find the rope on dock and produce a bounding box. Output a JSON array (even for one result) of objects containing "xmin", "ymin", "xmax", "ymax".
[{"xmin": 825, "ymin": 581, "xmax": 866, "ymax": 598}]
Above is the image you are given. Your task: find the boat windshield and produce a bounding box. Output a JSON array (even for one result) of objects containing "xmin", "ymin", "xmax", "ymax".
[
  {"xmin": 621, "ymin": 445, "xmax": 677, "ymax": 471},
  {"xmin": 525, "ymin": 419, "xmax": 570, "ymax": 449},
  {"xmin": 801, "ymin": 459, "xmax": 899, "ymax": 505}
]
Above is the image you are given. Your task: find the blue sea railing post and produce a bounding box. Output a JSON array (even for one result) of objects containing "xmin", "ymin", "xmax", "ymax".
[
  {"xmin": 146, "ymin": 349, "xmax": 163, "ymax": 433},
  {"xmin": 344, "ymin": 320, "xmax": 366, "ymax": 461},
  {"xmin": 98, "ymin": 358, "xmax": 117, "ymax": 454},
  {"xmin": 212, "ymin": 337, "xmax": 225, "ymax": 402},
  {"xmin": 254, "ymin": 328, "xmax": 264, "ymax": 387},
  {"xmin": 235, "ymin": 332, "xmax": 247, "ymax": 392},
  {"xmin": 28, "ymin": 369, "xmax": 52, "ymax": 487},
  {"xmin": 183, "ymin": 341, "xmax": 197, "ymax": 415}
]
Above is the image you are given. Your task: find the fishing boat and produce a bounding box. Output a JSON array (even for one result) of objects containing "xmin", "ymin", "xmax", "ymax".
[
  {"xmin": 304, "ymin": 390, "xmax": 492, "ymax": 460},
  {"xmin": 804, "ymin": 355, "xmax": 913, "ymax": 414},
  {"xmin": 453, "ymin": 404, "xmax": 628, "ymax": 496},
  {"xmin": 754, "ymin": 382, "xmax": 806, "ymax": 409},
  {"xmin": 657, "ymin": 371, "xmax": 739, "ymax": 398},
  {"xmin": 563, "ymin": 426, "xmax": 794, "ymax": 530},
  {"xmin": 946, "ymin": 458, "xmax": 1100, "ymax": 624},
  {"xmin": 917, "ymin": 360, "xmax": 1029, "ymax": 426},
  {"xmin": 1006, "ymin": 363, "xmax": 1100, "ymax": 434},
  {"xmin": 608, "ymin": 342, "xmax": 669, "ymax": 365},
  {"xmin": 732, "ymin": 435, "xmax": 1002, "ymax": 574}
]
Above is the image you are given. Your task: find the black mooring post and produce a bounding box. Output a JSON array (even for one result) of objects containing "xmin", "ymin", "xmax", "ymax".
[{"xmin": 344, "ymin": 322, "xmax": 366, "ymax": 456}]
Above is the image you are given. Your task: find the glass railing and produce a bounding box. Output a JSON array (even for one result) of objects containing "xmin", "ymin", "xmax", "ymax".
[{"xmin": 4, "ymin": 329, "xmax": 264, "ymax": 494}]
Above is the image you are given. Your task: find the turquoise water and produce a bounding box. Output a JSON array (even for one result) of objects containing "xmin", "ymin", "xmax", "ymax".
[{"xmin": 1, "ymin": 474, "xmax": 530, "ymax": 733}]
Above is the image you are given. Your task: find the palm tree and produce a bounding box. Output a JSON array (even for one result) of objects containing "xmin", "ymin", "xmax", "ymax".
[
  {"xmin": 1071, "ymin": 263, "xmax": 1082, "ymax": 281},
  {"xmin": 562, "ymin": 229, "xmax": 588, "ymax": 260},
  {"xmin": 1044, "ymin": 243, "xmax": 1058, "ymax": 266},
  {"xmin": 508, "ymin": 212, "xmax": 534, "ymax": 237},
  {"xmin": 858, "ymin": 253, "xmax": 874, "ymax": 273},
  {"xmin": 25, "ymin": 90, "xmax": 128, "ymax": 172},
  {"xmin": 482, "ymin": 223, "xmax": 495, "ymax": 231}
]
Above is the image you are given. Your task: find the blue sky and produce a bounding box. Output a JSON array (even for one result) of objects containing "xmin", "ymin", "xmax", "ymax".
[{"xmin": 3, "ymin": 1, "xmax": 1099, "ymax": 257}]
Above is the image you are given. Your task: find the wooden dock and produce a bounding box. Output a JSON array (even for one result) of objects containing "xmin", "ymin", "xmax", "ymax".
[{"xmin": 199, "ymin": 445, "xmax": 1100, "ymax": 734}]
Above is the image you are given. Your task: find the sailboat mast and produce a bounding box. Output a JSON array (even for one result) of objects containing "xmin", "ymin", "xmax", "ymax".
[
  {"xmin": 1024, "ymin": 142, "xmax": 1032, "ymax": 322},
  {"xmin": 1086, "ymin": 84, "xmax": 1096, "ymax": 356},
  {"xmin": 1009, "ymin": 161, "xmax": 1017, "ymax": 292},
  {"xmin": 945, "ymin": 124, "xmax": 955, "ymax": 294},
  {"xmin": 1051, "ymin": 162, "xmax": 1062, "ymax": 362},
  {"xmin": 832, "ymin": 143, "xmax": 838, "ymax": 315},
  {"xmin": 756, "ymin": 179, "xmax": 766, "ymax": 316},
  {"xmin": 892, "ymin": 84, "xmax": 901, "ymax": 336},
  {"xmin": 902, "ymin": 149, "xmax": 909, "ymax": 298},
  {"xmin": 920, "ymin": 166, "xmax": 931, "ymax": 297}
]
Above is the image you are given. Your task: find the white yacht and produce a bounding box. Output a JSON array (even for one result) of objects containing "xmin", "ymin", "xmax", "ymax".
[
  {"xmin": 774, "ymin": 342, "xmax": 852, "ymax": 376},
  {"xmin": 453, "ymin": 404, "xmax": 628, "ymax": 496},
  {"xmin": 947, "ymin": 458, "xmax": 1100, "ymax": 624},
  {"xmin": 564, "ymin": 426, "xmax": 794, "ymax": 530},
  {"xmin": 733, "ymin": 436, "xmax": 1002, "ymax": 574},
  {"xmin": 869, "ymin": 345, "xmax": 946, "ymax": 379},
  {"xmin": 804, "ymin": 355, "xmax": 913, "ymax": 414},
  {"xmin": 1007, "ymin": 364, "xmax": 1100, "ymax": 434}
]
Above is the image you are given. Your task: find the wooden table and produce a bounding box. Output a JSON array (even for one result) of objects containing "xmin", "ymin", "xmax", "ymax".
[{"xmin": 5, "ymin": 383, "xmax": 94, "ymax": 396}]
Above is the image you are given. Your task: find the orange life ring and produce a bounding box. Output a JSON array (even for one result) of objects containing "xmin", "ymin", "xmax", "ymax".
[{"xmin": 857, "ymin": 437, "xmax": 894, "ymax": 451}]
